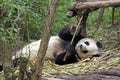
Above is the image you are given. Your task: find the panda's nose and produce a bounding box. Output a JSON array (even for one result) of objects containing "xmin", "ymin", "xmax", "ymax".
[{"xmin": 79, "ymin": 44, "xmax": 82, "ymax": 49}]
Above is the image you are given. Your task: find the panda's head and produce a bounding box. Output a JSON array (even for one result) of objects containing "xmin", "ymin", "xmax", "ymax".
[{"xmin": 75, "ymin": 38, "xmax": 102, "ymax": 59}]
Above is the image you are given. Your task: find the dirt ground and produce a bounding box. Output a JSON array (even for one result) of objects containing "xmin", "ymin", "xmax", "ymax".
[
  {"xmin": 42, "ymin": 66, "xmax": 120, "ymax": 80},
  {"xmin": 42, "ymin": 49, "xmax": 120, "ymax": 80}
]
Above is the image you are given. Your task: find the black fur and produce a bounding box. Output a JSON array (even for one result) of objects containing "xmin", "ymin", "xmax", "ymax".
[
  {"xmin": 58, "ymin": 25, "xmax": 84, "ymax": 46},
  {"xmin": 96, "ymin": 42, "xmax": 103, "ymax": 48},
  {"xmin": 84, "ymin": 41, "xmax": 89, "ymax": 45},
  {"xmin": 54, "ymin": 52, "xmax": 78, "ymax": 65},
  {"xmin": 54, "ymin": 44, "xmax": 78, "ymax": 65},
  {"xmin": 65, "ymin": 44, "xmax": 77, "ymax": 54},
  {"xmin": 93, "ymin": 54, "xmax": 100, "ymax": 57},
  {"xmin": 0, "ymin": 65, "xmax": 3, "ymax": 72},
  {"xmin": 58, "ymin": 26, "xmax": 73, "ymax": 41}
]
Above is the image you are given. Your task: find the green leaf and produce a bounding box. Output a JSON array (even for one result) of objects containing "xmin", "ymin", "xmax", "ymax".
[{"xmin": 1, "ymin": 37, "xmax": 6, "ymax": 42}]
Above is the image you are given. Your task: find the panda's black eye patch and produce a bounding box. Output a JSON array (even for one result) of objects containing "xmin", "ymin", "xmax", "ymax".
[{"xmin": 84, "ymin": 41, "xmax": 89, "ymax": 45}]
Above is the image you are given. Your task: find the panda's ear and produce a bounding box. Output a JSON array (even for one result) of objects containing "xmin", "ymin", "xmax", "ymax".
[{"xmin": 96, "ymin": 42, "xmax": 103, "ymax": 48}]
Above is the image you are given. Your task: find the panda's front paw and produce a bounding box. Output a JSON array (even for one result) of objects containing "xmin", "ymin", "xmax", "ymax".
[{"xmin": 65, "ymin": 44, "xmax": 76, "ymax": 54}]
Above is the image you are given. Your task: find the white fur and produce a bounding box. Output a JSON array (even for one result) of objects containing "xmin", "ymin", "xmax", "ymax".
[{"xmin": 13, "ymin": 36, "xmax": 68, "ymax": 61}]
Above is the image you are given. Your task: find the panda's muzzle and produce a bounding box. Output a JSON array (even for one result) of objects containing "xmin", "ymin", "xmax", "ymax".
[{"xmin": 79, "ymin": 45, "xmax": 88, "ymax": 54}]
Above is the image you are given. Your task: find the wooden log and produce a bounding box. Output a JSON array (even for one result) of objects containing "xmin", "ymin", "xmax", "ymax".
[
  {"xmin": 66, "ymin": 11, "xmax": 77, "ymax": 18},
  {"xmin": 68, "ymin": 0, "xmax": 100, "ymax": 11},
  {"xmin": 75, "ymin": 0, "xmax": 120, "ymax": 10}
]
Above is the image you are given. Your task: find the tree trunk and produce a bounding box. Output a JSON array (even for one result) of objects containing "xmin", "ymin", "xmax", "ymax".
[
  {"xmin": 95, "ymin": 8, "xmax": 105, "ymax": 27},
  {"xmin": 0, "ymin": 40, "xmax": 16, "ymax": 80},
  {"xmin": 112, "ymin": 7, "xmax": 115, "ymax": 26},
  {"xmin": 78, "ymin": 13, "xmax": 89, "ymax": 37},
  {"xmin": 0, "ymin": 2, "xmax": 19, "ymax": 80},
  {"xmin": 31, "ymin": 0, "xmax": 59, "ymax": 80},
  {"xmin": 76, "ymin": 0, "xmax": 93, "ymax": 37}
]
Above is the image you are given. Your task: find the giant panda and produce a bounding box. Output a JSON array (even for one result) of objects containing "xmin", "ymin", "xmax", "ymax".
[
  {"xmin": 0, "ymin": 24, "xmax": 102, "ymax": 71},
  {"xmin": 11, "ymin": 24, "xmax": 84, "ymax": 65},
  {"xmin": 12, "ymin": 37, "xmax": 102, "ymax": 66},
  {"xmin": 1, "ymin": 24, "xmax": 82, "ymax": 71}
]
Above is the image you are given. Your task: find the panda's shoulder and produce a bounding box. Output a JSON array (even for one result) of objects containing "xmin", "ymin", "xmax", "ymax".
[
  {"xmin": 48, "ymin": 36, "xmax": 69, "ymax": 50},
  {"xmin": 49, "ymin": 36, "xmax": 64, "ymax": 44}
]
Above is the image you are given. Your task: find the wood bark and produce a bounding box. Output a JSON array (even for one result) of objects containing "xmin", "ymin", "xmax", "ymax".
[
  {"xmin": 0, "ymin": 40, "xmax": 3, "ymax": 64},
  {"xmin": 31, "ymin": 0, "xmax": 59, "ymax": 80},
  {"xmin": 75, "ymin": 0, "xmax": 120, "ymax": 10},
  {"xmin": 75, "ymin": 1, "xmax": 96, "ymax": 37},
  {"xmin": 95, "ymin": 8, "xmax": 105, "ymax": 27},
  {"xmin": 112, "ymin": 7, "xmax": 115, "ymax": 26},
  {"xmin": 0, "ymin": 40, "xmax": 16, "ymax": 80},
  {"xmin": 78, "ymin": 13, "xmax": 89, "ymax": 37}
]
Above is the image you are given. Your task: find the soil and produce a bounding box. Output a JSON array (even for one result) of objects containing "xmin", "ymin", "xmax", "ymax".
[{"xmin": 42, "ymin": 67, "xmax": 120, "ymax": 80}]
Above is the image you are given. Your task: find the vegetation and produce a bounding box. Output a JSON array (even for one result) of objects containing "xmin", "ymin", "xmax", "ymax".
[
  {"xmin": 0, "ymin": 0, "xmax": 120, "ymax": 80},
  {"xmin": 1, "ymin": 0, "xmax": 119, "ymax": 41}
]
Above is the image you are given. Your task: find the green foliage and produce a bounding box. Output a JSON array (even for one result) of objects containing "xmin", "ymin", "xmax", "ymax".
[
  {"xmin": 0, "ymin": 0, "xmax": 47, "ymax": 42},
  {"xmin": 87, "ymin": 8, "xmax": 120, "ymax": 49},
  {"xmin": 0, "ymin": 0, "xmax": 120, "ymax": 49},
  {"xmin": 0, "ymin": 0, "xmax": 76, "ymax": 40},
  {"xmin": 53, "ymin": 1, "xmax": 77, "ymax": 35}
]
